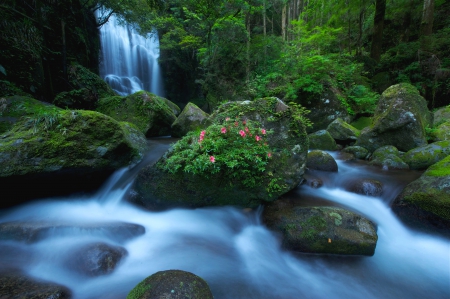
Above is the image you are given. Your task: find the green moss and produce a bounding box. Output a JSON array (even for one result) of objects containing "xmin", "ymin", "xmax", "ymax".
[
  {"xmin": 126, "ymin": 279, "xmax": 152, "ymax": 299},
  {"xmin": 329, "ymin": 212, "xmax": 342, "ymax": 226},
  {"xmin": 300, "ymin": 215, "xmax": 327, "ymax": 241},
  {"xmin": 426, "ymin": 155, "xmax": 450, "ymax": 177},
  {"xmin": 350, "ymin": 116, "xmax": 372, "ymax": 130},
  {"xmin": 404, "ymin": 191, "xmax": 450, "ymax": 221}
]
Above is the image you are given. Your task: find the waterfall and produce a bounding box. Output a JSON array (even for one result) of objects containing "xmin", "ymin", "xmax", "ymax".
[{"xmin": 98, "ymin": 12, "xmax": 165, "ymax": 97}]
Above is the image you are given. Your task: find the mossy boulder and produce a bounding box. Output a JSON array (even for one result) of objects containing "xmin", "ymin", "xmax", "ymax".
[
  {"xmin": 431, "ymin": 121, "xmax": 450, "ymax": 141},
  {"xmin": 369, "ymin": 146, "xmax": 409, "ymax": 170},
  {"xmin": 342, "ymin": 146, "xmax": 369, "ymax": 160},
  {"xmin": 96, "ymin": 91, "xmax": 177, "ymax": 137},
  {"xmin": 402, "ymin": 141, "xmax": 450, "ymax": 170},
  {"xmin": 356, "ymin": 83, "xmax": 431, "ymax": 152},
  {"xmin": 53, "ymin": 64, "xmax": 116, "ymax": 110},
  {"xmin": 0, "ymin": 270, "xmax": 72, "ymax": 299},
  {"xmin": 306, "ymin": 150, "xmax": 338, "ymax": 172},
  {"xmin": 0, "ymin": 96, "xmax": 53, "ymax": 134},
  {"xmin": 392, "ymin": 155, "xmax": 450, "ymax": 237},
  {"xmin": 66, "ymin": 242, "xmax": 127, "ymax": 277},
  {"xmin": 344, "ymin": 178, "xmax": 383, "ymax": 197},
  {"xmin": 127, "ymin": 270, "xmax": 214, "ymax": 299},
  {"xmin": 171, "ymin": 102, "xmax": 209, "ymax": 138},
  {"xmin": 0, "ymin": 107, "xmax": 148, "ymax": 204},
  {"xmin": 433, "ymin": 106, "xmax": 450, "ymax": 127},
  {"xmin": 263, "ymin": 204, "xmax": 378, "ymax": 255},
  {"xmin": 326, "ymin": 118, "xmax": 360, "ymax": 141},
  {"xmin": 131, "ymin": 98, "xmax": 309, "ymax": 210},
  {"xmin": 308, "ymin": 130, "xmax": 337, "ymax": 150}
]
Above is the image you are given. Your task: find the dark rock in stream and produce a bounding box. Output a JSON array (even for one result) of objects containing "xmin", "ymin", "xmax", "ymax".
[
  {"xmin": 0, "ymin": 221, "xmax": 145, "ymax": 243},
  {"xmin": 306, "ymin": 150, "xmax": 338, "ymax": 172},
  {"xmin": 263, "ymin": 202, "xmax": 378, "ymax": 256},
  {"xmin": 345, "ymin": 178, "xmax": 383, "ymax": 197},
  {"xmin": 66, "ymin": 242, "xmax": 127, "ymax": 277},
  {"xmin": 0, "ymin": 270, "xmax": 72, "ymax": 299},
  {"xmin": 127, "ymin": 270, "xmax": 214, "ymax": 299}
]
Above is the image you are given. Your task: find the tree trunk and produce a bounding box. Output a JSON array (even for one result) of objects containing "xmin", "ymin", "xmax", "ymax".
[
  {"xmin": 370, "ymin": 0, "xmax": 386, "ymax": 62},
  {"xmin": 420, "ymin": 0, "xmax": 434, "ymax": 36},
  {"xmin": 282, "ymin": 3, "xmax": 286, "ymax": 41}
]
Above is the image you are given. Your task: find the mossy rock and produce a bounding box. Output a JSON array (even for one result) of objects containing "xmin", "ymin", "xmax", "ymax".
[
  {"xmin": 433, "ymin": 106, "xmax": 450, "ymax": 127},
  {"xmin": 344, "ymin": 178, "xmax": 383, "ymax": 197},
  {"xmin": 132, "ymin": 98, "xmax": 309, "ymax": 210},
  {"xmin": 0, "ymin": 96, "xmax": 53, "ymax": 134},
  {"xmin": 53, "ymin": 64, "xmax": 116, "ymax": 110},
  {"xmin": 431, "ymin": 121, "xmax": 450, "ymax": 141},
  {"xmin": 392, "ymin": 155, "xmax": 450, "ymax": 237},
  {"xmin": 171, "ymin": 102, "xmax": 209, "ymax": 138},
  {"xmin": 350, "ymin": 116, "xmax": 372, "ymax": 130},
  {"xmin": 326, "ymin": 118, "xmax": 360, "ymax": 141},
  {"xmin": 403, "ymin": 141, "xmax": 450, "ymax": 170},
  {"xmin": 356, "ymin": 83, "xmax": 431, "ymax": 152},
  {"xmin": 0, "ymin": 107, "xmax": 147, "ymax": 204},
  {"xmin": 342, "ymin": 146, "xmax": 369, "ymax": 160},
  {"xmin": 96, "ymin": 91, "xmax": 176, "ymax": 137},
  {"xmin": 0, "ymin": 270, "xmax": 72, "ymax": 299},
  {"xmin": 306, "ymin": 150, "xmax": 338, "ymax": 172},
  {"xmin": 263, "ymin": 204, "xmax": 378, "ymax": 255},
  {"xmin": 308, "ymin": 130, "xmax": 337, "ymax": 151},
  {"xmin": 369, "ymin": 145, "xmax": 409, "ymax": 170},
  {"xmin": 127, "ymin": 270, "xmax": 213, "ymax": 299}
]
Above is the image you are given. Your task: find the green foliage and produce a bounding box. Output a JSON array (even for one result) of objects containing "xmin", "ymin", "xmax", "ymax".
[
  {"xmin": 23, "ymin": 107, "xmax": 62, "ymax": 134},
  {"xmin": 161, "ymin": 118, "xmax": 274, "ymax": 189}
]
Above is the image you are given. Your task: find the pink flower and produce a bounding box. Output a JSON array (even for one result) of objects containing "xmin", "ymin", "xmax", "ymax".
[
  {"xmin": 268, "ymin": 152, "xmax": 272, "ymax": 158},
  {"xmin": 221, "ymin": 127, "xmax": 227, "ymax": 134},
  {"xmin": 209, "ymin": 156, "xmax": 215, "ymax": 163},
  {"xmin": 239, "ymin": 130, "xmax": 246, "ymax": 137},
  {"xmin": 234, "ymin": 122, "xmax": 239, "ymax": 127},
  {"xmin": 255, "ymin": 135, "xmax": 261, "ymax": 141},
  {"xmin": 225, "ymin": 117, "xmax": 230, "ymax": 121},
  {"xmin": 261, "ymin": 129, "xmax": 266, "ymax": 135},
  {"xmin": 245, "ymin": 127, "xmax": 249, "ymax": 133},
  {"xmin": 242, "ymin": 120, "xmax": 247, "ymax": 125},
  {"xmin": 200, "ymin": 130, "xmax": 206, "ymax": 137}
]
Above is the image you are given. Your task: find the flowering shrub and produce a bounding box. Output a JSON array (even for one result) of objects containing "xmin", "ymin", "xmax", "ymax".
[{"xmin": 161, "ymin": 118, "xmax": 273, "ymax": 189}]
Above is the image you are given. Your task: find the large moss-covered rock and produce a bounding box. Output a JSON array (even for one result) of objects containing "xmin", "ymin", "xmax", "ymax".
[
  {"xmin": 306, "ymin": 150, "xmax": 338, "ymax": 172},
  {"xmin": 308, "ymin": 130, "xmax": 337, "ymax": 150},
  {"xmin": 392, "ymin": 155, "xmax": 450, "ymax": 237},
  {"xmin": 432, "ymin": 121, "xmax": 450, "ymax": 141},
  {"xmin": 433, "ymin": 106, "xmax": 450, "ymax": 126},
  {"xmin": 369, "ymin": 145, "xmax": 409, "ymax": 170},
  {"xmin": 402, "ymin": 141, "xmax": 450, "ymax": 170},
  {"xmin": 0, "ymin": 107, "xmax": 147, "ymax": 204},
  {"xmin": 263, "ymin": 204, "xmax": 378, "ymax": 255},
  {"xmin": 132, "ymin": 98, "xmax": 309, "ymax": 210},
  {"xmin": 96, "ymin": 91, "xmax": 177, "ymax": 137},
  {"xmin": 0, "ymin": 270, "xmax": 72, "ymax": 299},
  {"xmin": 342, "ymin": 145, "xmax": 369, "ymax": 160},
  {"xmin": 171, "ymin": 102, "xmax": 209, "ymax": 138},
  {"xmin": 53, "ymin": 64, "xmax": 116, "ymax": 110},
  {"xmin": 326, "ymin": 118, "xmax": 360, "ymax": 141},
  {"xmin": 127, "ymin": 270, "xmax": 213, "ymax": 299},
  {"xmin": 356, "ymin": 83, "xmax": 432, "ymax": 152}
]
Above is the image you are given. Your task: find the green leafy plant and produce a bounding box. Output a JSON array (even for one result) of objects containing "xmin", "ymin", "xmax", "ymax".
[
  {"xmin": 161, "ymin": 118, "xmax": 274, "ymax": 190},
  {"xmin": 24, "ymin": 107, "xmax": 62, "ymax": 133}
]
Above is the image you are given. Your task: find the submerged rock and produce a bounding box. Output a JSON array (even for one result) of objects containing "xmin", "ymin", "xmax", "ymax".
[
  {"xmin": 392, "ymin": 155, "xmax": 450, "ymax": 237},
  {"xmin": 0, "ymin": 270, "xmax": 72, "ymax": 299},
  {"xmin": 345, "ymin": 178, "xmax": 383, "ymax": 197},
  {"xmin": 132, "ymin": 98, "xmax": 309, "ymax": 210},
  {"xmin": 356, "ymin": 83, "xmax": 431, "ymax": 152},
  {"xmin": 263, "ymin": 204, "xmax": 378, "ymax": 255},
  {"xmin": 127, "ymin": 270, "xmax": 214, "ymax": 299},
  {"xmin": 0, "ymin": 108, "xmax": 147, "ymax": 204},
  {"xmin": 66, "ymin": 242, "xmax": 127, "ymax": 277},
  {"xmin": 171, "ymin": 102, "xmax": 209, "ymax": 138},
  {"xmin": 306, "ymin": 150, "xmax": 338, "ymax": 172},
  {"xmin": 96, "ymin": 91, "xmax": 177, "ymax": 137}
]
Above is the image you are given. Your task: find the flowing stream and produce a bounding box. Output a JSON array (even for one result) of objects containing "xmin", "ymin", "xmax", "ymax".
[
  {"xmin": 0, "ymin": 139, "xmax": 448, "ymax": 299},
  {"xmin": 98, "ymin": 12, "xmax": 164, "ymax": 97}
]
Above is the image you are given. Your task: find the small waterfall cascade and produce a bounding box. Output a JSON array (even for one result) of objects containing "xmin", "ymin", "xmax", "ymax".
[{"xmin": 98, "ymin": 12, "xmax": 165, "ymax": 97}]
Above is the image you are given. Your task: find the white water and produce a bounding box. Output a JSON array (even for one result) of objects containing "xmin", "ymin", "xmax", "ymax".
[
  {"xmin": 98, "ymin": 12, "xmax": 164, "ymax": 97},
  {"xmin": 0, "ymin": 143, "xmax": 449, "ymax": 299}
]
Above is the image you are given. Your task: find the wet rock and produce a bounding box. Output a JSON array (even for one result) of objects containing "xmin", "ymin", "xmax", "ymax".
[
  {"xmin": 308, "ymin": 130, "xmax": 337, "ymax": 151},
  {"xmin": 132, "ymin": 98, "xmax": 309, "ymax": 210},
  {"xmin": 0, "ymin": 221, "xmax": 145, "ymax": 243},
  {"xmin": 432, "ymin": 106, "xmax": 450, "ymax": 127},
  {"xmin": 127, "ymin": 270, "xmax": 214, "ymax": 299},
  {"xmin": 306, "ymin": 150, "xmax": 338, "ymax": 172},
  {"xmin": 171, "ymin": 102, "xmax": 209, "ymax": 138},
  {"xmin": 356, "ymin": 83, "xmax": 431, "ymax": 152},
  {"xmin": 67, "ymin": 242, "xmax": 127, "ymax": 277},
  {"xmin": 369, "ymin": 145, "xmax": 409, "ymax": 170},
  {"xmin": 345, "ymin": 179, "xmax": 383, "ymax": 197},
  {"xmin": 263, "ymin": 205, "xmax": 378, "ymax": 256},
  {"xmin": 342, "ymin": 145, "xmax": 369, "ymax": 160},
  {"xmin": 402, "ymin": 140, "xmax": 450, "ymax": 170},
  {"xmin": 0, "ymin": 270, "xmax": 72, "ymax": 299},
  {"xmin": 392, "ymin": 155, "xmax": 450, "ymax": 238},
  {"xmin": 96, "ymin": 90, "xmax": 177, "ymax": 137},
  {"xmin": 326, "ymin": 118, "xmax": 360, "ymax": 141}
]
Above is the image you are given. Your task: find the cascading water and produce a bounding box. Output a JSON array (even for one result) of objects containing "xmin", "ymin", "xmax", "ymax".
[
  {"xmin": 98, "ymin": 12, "xmax": 164, "ymax": 97},
  {"xmin": 0, "ymin": 139, "xmax": 449, "ymax": 299}
]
